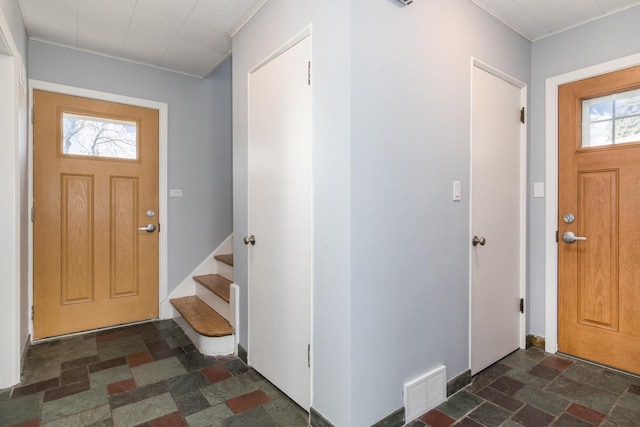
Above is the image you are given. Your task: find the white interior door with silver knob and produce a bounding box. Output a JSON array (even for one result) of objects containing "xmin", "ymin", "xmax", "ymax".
[
  {"xmin": 246, "ymin": 35, "xmax": 312, "ymax": 410},
  {"xmin": 470, "ymin": 65, "xmax": 526, "ymax": 374}
]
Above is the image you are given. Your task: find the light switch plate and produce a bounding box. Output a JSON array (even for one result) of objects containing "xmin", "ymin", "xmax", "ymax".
[
  {"xmin": 170, "ymin": 189, "xmax": 183, "ymax": 197},
  {"xmin": 453, "ymin": 181, "xmax": 461, "ymax": 201},
  {"xmin": 533, "ymin": 182, "xmax": 544, "ymax": 198}
]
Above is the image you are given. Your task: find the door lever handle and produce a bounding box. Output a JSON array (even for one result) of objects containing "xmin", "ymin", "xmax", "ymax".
[
  {"xmin": 137, "ymin": 224, "xmax": 156, "ymax": 233},
  {"xmin": 562, "ymin": 231, "xmax": 586, "ymax": 243},
  {"xmin": 243, "ymin": 235, "xmax": 256, "ymax": 245}
]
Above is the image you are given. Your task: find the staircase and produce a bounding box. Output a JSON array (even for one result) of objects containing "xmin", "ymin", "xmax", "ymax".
[{"xmin": 170, "ymin": 252, "xmax": 238, "ymax": 356}]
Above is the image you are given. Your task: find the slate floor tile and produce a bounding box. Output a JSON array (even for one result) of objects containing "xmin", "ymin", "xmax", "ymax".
[
  {"xmin": 419, "ymin": 409, "xmax": 455, "ymax": 427},
  {"xmin": 514, "ymin": 385, "xmax": 570, "ymax": 415},
  {"xmin": 173, "ymin": 390, "xmax": 211, "ymax": 417},
  {"xmin": 201, "ymin": 365, "xmax": 232, "ymax": 384},
  {"xmin": 61, "ymin": 355, "xmax": 101, "ymax": 371},
  {"xmin": 512, "ymin": 404, "xmax": 555, "ymax": 427},
  {"xmin": 176, "ymin": 352, "xmax": 217, "ymax": 372},
  {"xmin": 468, "ymin": 402, "xmax": 512, "ymax": 426},
  {"xmin": 540, "ymin": 356, "xmax": 573, "ymax": 371},
  {"xmin": 456, "ymin": 418, "xmax": 485, "ymax": 427},
  {"xmin": 147, "ymin": 411, "xmax": 188, "ymax": 427},
  {"xmin": 40, "ymin": 386, "xmax": 108, "ymax": 424},
  {"xmin": 528, "ymin": 364, "xmax": 561, "ymax": 381},
  {"xmin": 11, "ymin": 377, "xmax": 60, "ymax": 399},
  {"xmin": 43, "ymin": 380, "xmax": 90, "ymax": 402},
  {"xmin": 107, "ymin": 379, "xmax": 136, "ymax": 397},
  {"xmin": 200, "ymin": 374, "xmax": 257, "ymax": 406},
  {"xmin": 166, "ymin": 371, "xmax": 209, "ymax": 398},
  {"xmin": 223, "ymin": 406, "xmax": 278, "ymax": 427},
  {"xmin": 606, "ymin": 405, "xmax": 640, "ymax": 426},
  {"xmin": 436, "ymin": 390, "xmax": 484, "ymax": 419},
  {"xmin": 184, "ymin": 403, "xmax": 232, "ymax": 427},
  {"xmin": 544, "ymin": 376, "xmax": 618, "ymax": 414},
  {"xmin": 552, "ymin": 413, "xmax": 596, "ymax": 427},
  {"xmin": 262, "ymin": 397, "xmax": 308, "ymax": 427},
  {"xmin": 109, "ymin": 382, "xmax": 169, "ymax": 410},
  {"xmin": 566, "ymin": 402, "xmax": 606, "ymax": 425},
  {"xmin": 41, "ymin": 403, "xmax": 111, "ymax": 427},
  {"xmin": 111, "ymin": 392, "xmax": 177, "ymax": 427},
  {"xmin": 225, "ymin": 389, "xmax": 271, "ymax": 414},
  {"xmin": 130, "ymin": 357, "xmax": 187, "ymax": 387},
  {"xmin": 60, "ymin": 366, "xmax": 89, "ymax": 385},
  {"xmin": 90, "ymin": 365, "xmax": 133, "ymax": 389},
  {"xmin": 477, "ymin": 386, "xmax": 524, "ymax": 412},
  {"xmin": 0, "ymin": 394, "xmax": 43, "ymax": 427},
  {"xmin": 489, "ymin": 376, "xmax": 526, "ymax": 396},
  {"xmin": 126, "ymin": 351, "xmax": 153, "ymax": 368}
]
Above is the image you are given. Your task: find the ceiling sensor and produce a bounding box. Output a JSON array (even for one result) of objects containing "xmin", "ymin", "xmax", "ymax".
[{"xmin": 397, "ymin": 0, "xmax": 413, "ymax": 4}]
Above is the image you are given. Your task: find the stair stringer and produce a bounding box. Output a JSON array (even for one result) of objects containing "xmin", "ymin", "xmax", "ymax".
[{"xmin": 159, "ymin": 233, "xmax": 233, "ymax": 319}]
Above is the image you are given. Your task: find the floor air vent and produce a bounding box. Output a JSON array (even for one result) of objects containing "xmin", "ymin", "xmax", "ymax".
[{"xmin": 404, "ymin": 365, "xmax": 446, "ymax": 422}]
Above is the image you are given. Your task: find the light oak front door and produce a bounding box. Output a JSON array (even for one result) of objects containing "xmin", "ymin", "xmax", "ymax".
[
  {"xmin": 558, "ymin": 65, "xmax": 640, "ymax": 374},
  {"xmin": 33, "ymin": 90, "xmax": 159, "ymax": 339}
]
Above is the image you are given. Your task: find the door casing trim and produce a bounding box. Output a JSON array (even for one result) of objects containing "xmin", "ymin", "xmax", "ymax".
[
  {"xmin": 469, "ymin": 57, "xmax": 528, "ymax": 370},
  {"xmin": 28, "ymin": 80, "xmax": 169, "ymax": 338},
  {"xmin": 544, "ymin": 52, "xmax": 640, "ymax": 354}
]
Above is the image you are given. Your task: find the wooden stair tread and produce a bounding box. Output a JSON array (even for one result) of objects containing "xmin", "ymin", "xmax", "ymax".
[
  {"xmin": 214, "ymin": 254, "xmax": 234, "ymax": 267},
  {"xmin": 193, "ymin": 274, "xmax": 231, "ymax": 302},
  {"xmin": 170, "ymin": 296, "xmax": 233, "ymax": 337}
]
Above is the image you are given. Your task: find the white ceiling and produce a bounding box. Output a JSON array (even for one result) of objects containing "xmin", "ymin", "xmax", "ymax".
[
  {"xmin": 470, "ymin": 0, "xmax": 640, "ymax": 41},
  {"xmin": 17, "ymin": 0, "xmax": 640, "ymax": 78},
  {"xmin": 18, "ymin": 0, "xmax": 267, "ymax": 78}
]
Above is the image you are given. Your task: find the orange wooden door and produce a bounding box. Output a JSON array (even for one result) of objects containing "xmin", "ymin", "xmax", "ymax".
[
  {"xmin": 558, "ymin": 65, "xmax": 640, "ymax": 374},
  {"xmin": 33, "ymin": 90, "xmax": 159, "ymax": 339}
]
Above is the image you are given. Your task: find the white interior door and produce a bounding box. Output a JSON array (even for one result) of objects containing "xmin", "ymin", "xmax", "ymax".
[
  {"xmin": 247, "ymin": 36, "xmax": 311, "ymax": 410},
  {"xmin": 471, "ymin": 65, "xmax": 524, "ymax": 374}
]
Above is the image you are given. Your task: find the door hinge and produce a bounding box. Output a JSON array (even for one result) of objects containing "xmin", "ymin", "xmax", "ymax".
[
  {"xmin": 31, "ymin": 206, "xmax": 35, "ymax": 222},
  {"xmin": 307, "ymin": 61, "xmax": 311, "ymax": 86},
  {"xmin": 520, "ymin": 107, "xmax": 525, "ymax": 124},
  {"xmin": 31, "ymin": 306, "xmax": 34, "ymax": 321},
  {"xmin": 307, "ymin": 344, "xmax": 311, "ymax": 368},
  {"xmin": 555, "ymin": 230, "xmax": 558, "ymax": 243},
  {"xmin": 31, "ymin": 108, "xmax": 35, "ymax": 124},
  {"xmin": 157, "ymin": 223, "xmax": 160, "ymax": 233},
  {"xmin": 519, "ymin": 298, "xmax": 524, "ymax": 313}
]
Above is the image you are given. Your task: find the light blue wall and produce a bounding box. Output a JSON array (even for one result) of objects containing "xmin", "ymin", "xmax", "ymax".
[
  {"xmin": 28, "ymin": 40, "xmax": 233, "ymax": 294},
  {"xmin": 232, "ymin": 1, "xmax": 352, "ymax": 425},
  {"xmin": 350, "ymin": 0, "xmax": 530, "ymax": 424},
  {"xmin": 233, "ymin": 0, "xmax": 530, "ymax": 425},
  {"xmin": 528, "ymin": 5, "xmax": 640, "ymax": 337}
]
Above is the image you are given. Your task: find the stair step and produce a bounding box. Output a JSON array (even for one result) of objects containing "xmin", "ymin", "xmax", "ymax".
[
  {"xmin": 170, "ymin": 296, "xmax": 234, "ymax": 338},
  {"xmin": 193, "ymin": 274, "xmax": 231, "ymax": 302},
  {"xmin": 214, "ymin": 254, "xmax": 234, "ymax": 267}
]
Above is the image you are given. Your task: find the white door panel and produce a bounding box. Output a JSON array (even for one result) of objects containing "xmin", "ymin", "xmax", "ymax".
[
  {"xmin": 247, "ymin": 36, "xmax": 312, "ymax": 410},
  {"xmin": 471, "ymin": 66, "xmax": 523, "ymax": 374}
]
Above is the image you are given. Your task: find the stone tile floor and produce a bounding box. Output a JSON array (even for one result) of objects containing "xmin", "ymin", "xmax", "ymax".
[
  {"xmin": 0, "ymin": 320, "xmax": 308, "ymax": 427},
  {"xmin": 409, "ymin": 347, "xmax": 640, "ymax": 427}
]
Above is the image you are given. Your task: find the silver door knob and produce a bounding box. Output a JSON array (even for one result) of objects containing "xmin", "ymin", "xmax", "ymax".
[
  {"xmin": 562, "ymin": 231, "xmax": 586, "ymax": 243},
  {"xmin": 137, "ymin": 224, "xmax": 156, "ymax": 233},
  {"xmin": 472, "ymin": 236, "xmax": 486, "ymax": 247},
  {"xmin": 244, "ymin": 235, "xmax": 256, "ymax": 245}
]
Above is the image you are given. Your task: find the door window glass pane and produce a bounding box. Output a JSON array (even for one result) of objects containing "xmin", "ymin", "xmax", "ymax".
[
  {"xmin": 582, "ymin": 88, "xmax": 640, "ymax": 147},
  {"xmin": 63, "ymin": 113, "xmax": 137, "ymax": 159}
]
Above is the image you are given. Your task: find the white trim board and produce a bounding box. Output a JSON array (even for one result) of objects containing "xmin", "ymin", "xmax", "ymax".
[
  {"xmin": 544, "ymin": 53, "xmax": 640, "ymax": 354},
  {"xmin": 27, "ymin": 80, "xmax": 169, "ymax": 338},
  {"xmin": 468, "ymin": 57, "xmax": 528, "ymax": 367}
]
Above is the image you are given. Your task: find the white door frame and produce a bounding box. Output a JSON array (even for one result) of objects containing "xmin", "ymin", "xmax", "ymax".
[
  {"xmin": 28, "ymin": 80, "xmax": 170, "ymax": 338},
  {"xmin": 469, "ymin": 58, "xmax": 528, "ymax": 368},
  {"xmin": 0, "ymin": 6, "xmax": 26, "ymax": 387},
  {"xmin": 544, "ymin": 53, "xmax": 640, "ymax": 354}
]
